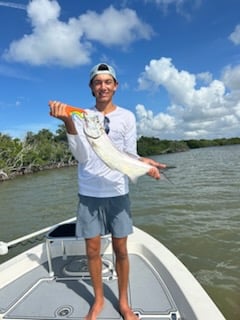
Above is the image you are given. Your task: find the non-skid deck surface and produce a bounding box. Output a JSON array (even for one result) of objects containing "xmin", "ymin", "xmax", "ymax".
[
  {"xmin": 2, "ymin": 254, "xmax": 178, "ymax": 320},
  {"xmin": 5, "ymin": 278, "xmax": 121, "ymax": 319}
]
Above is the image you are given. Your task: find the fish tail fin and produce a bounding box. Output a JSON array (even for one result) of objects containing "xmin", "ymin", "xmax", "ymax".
[{"xmin": 160, "ymin": 171, "xmax": 174, "ymax": 184}]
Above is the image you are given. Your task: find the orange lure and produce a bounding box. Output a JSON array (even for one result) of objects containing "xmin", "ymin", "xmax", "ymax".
[{"xmin": 64, "ymin": 105, "xmax": 87, "ymax": 116}]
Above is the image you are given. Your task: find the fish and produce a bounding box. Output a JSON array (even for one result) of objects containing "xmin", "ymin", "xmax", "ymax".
[{"xmin": 65, "ymin": 105, "xmax": 170, "ymax": 183}]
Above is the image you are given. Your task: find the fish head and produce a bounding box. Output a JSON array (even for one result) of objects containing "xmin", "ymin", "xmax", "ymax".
[
  {"xmin": 66, "ymin": 105, "xmax": 104, "ymax": 139},
  {"xmin": 83, "ymin": 113, "xmax": 104, "ymax": 139}
]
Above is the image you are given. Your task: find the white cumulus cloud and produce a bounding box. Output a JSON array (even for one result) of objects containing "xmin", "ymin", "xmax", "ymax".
[
  {"xmin": 77, "ymin": 6, "xmax": 153, "ymax": 47},
  {"xmin": 221, "ymin": 64, "xmax": 240, "ymax": 90},
  {"xmin": 136, "ymin": 104, "xmax": 176, "ymax": 138},
  {"xmin": 136, "ymin": 57, "xmax": 240, "ymax": 139},
  {"xmin": 3, "ymin": 0, "xmax": 153, "ymax": 67},
  {"xmin": 229, "ymin": 24, "xmax": 240, "ymax": 45}
]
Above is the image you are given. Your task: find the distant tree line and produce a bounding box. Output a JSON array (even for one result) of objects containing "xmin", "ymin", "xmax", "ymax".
[
  {"xmin": 1, "ymin": 126, "xmax": 240, "ymax": 181},
  {"xmin": 137, "ymin": 136, "xmax": 240, "ymax": 155}
]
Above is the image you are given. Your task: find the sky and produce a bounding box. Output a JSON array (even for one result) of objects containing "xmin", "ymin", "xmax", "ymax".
[{"xmin": 0, "ymin": 0, "xmax": 240, "ymax": 140}]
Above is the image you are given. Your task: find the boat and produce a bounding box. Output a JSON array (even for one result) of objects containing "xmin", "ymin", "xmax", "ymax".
[{"xmin": 0, "ymin": 217, "xmax": 226, "ymax": 320}]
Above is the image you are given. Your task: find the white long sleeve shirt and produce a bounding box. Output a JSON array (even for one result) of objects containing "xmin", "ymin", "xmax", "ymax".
[{"xmin": 67, "ymin": 106, "xmax": 138, "ymax": 197}]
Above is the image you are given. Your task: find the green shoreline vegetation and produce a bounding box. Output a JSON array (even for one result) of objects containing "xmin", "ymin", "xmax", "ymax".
[{"xmin": 1, "ymin": 124, "xmax": 240, "ymax": 181}]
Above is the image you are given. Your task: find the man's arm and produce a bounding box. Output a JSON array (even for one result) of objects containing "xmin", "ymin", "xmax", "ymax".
[
  {"xmin": 49, "ymin": 100, "xmax": 89, "ymax": 163},
  {"xmin": 49, "ymin": 100, "xmax": 77, "ymax": 134}
]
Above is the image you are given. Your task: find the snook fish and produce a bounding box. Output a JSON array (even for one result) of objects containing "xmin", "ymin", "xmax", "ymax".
[{"xmin": 65, "ymin": 106, "xmax": 166, "ymax": 183}]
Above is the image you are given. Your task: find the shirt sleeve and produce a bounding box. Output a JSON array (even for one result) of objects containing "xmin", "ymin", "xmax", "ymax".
[{"xmin": 67, "ymin": 133, "xmax": 89, "ymax": 163}]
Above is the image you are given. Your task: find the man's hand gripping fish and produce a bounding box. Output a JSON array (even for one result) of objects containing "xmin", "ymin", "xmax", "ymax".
[{"xmin": 65, "ymin": 106, "xmax": 170, "ymax": 183}]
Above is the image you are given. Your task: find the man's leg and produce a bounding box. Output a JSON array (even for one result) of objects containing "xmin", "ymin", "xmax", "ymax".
[
  {"xmin": 112, "ymin": 237, "xmax": 138, "ymax": 320},
  {"xmin": 85, "ymin": 236, "xmax": 104, "ymax": 320}
]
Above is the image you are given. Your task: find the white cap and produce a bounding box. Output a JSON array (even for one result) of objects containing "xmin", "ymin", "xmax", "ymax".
[{"xmin": 89, "ymin": 63, "xmax": 117, "ymax": 82}]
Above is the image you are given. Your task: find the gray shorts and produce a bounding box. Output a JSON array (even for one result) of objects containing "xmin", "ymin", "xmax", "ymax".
[{"xmin": 76, "ymin": 194, "xmax": 133, "ymax": 239}]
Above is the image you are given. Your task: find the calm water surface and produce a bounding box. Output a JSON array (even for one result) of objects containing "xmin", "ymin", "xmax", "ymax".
[{"xmin": 0, "ymin": 145, "xmax": 239, "ymax": 320}]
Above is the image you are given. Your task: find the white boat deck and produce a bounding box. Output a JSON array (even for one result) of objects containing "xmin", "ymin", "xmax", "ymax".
[
  {"xmin": 0, "ymin": 226, "xmax": 225, "ymax": 320},
  {"xmin": 0, "ymin": 253, "xmax": 180, "ymax": 319}
]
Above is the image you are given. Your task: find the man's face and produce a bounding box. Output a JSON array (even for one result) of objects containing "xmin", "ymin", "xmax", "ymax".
[{"xmin": 90, "ymin": 74, "xmax": 118, "ymax": 102}]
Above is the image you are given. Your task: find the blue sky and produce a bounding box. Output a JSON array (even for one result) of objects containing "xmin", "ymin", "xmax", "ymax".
[{"xmin": 0, "ymin": 0, "xmax": 240, "ymax": 140}]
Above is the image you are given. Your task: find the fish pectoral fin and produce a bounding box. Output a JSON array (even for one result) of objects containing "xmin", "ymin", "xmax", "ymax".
[{"xmin": 128, "ymin": 174, "xmax": 139, "ymax": 184}]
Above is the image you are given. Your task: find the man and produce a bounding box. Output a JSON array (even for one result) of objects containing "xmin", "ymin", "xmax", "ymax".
[{"xmin": 49, "ymin": 63, "xmax": 166, "ymax": 320}]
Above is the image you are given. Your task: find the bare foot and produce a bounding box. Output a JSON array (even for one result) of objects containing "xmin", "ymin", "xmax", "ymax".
[
  {"xmin": 120, "ymin": 306, "xmax": 138, "ymax": 320},
  {"xmin": 84, "ymin": 300, "xmax": 104, "ymax": 320}
]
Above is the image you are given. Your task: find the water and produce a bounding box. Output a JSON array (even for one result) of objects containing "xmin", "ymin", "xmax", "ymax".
[{"xmin": 0, "ymin": 145, "xmax": 239, "ymax": 320}]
